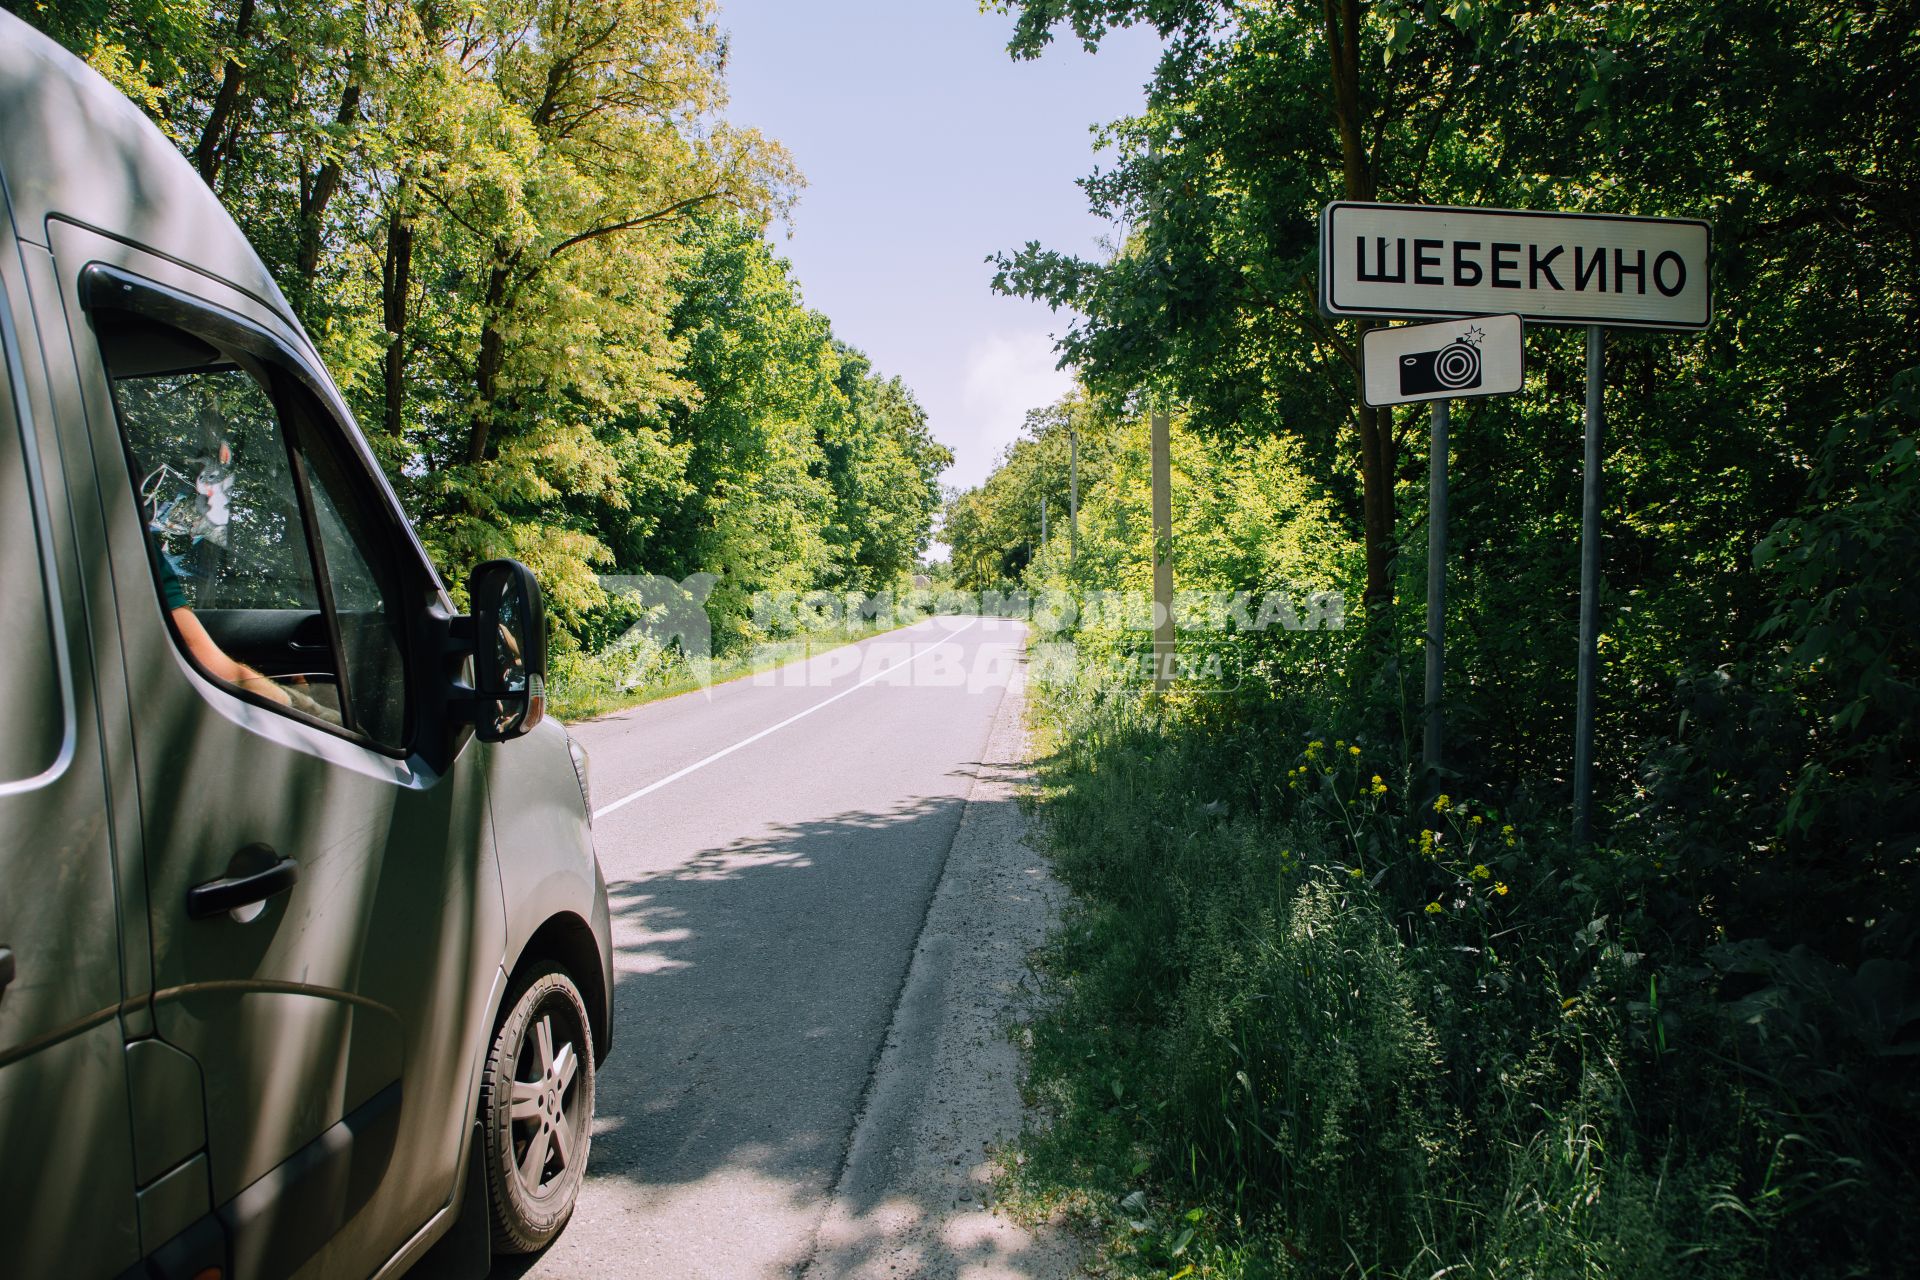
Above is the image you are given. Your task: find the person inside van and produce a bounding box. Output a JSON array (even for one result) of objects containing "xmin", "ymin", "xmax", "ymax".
[
  {"xmin": 153, "ymin": 539, "xmax": 340, "ymax": 723},
  {"xmin": 156, "ymin": 551, "xmax": 288, "ymax": 705}
]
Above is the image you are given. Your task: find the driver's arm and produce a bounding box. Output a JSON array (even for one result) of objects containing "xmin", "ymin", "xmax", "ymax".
[{"xmin": 170, "ymin": 605, "xmax": 293, "ymax": 707}]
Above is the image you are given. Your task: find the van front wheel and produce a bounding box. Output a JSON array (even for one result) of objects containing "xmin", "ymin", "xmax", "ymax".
[{"xmin": 480, "ymin": 962, "xmax": 596, "ymax": 1254}]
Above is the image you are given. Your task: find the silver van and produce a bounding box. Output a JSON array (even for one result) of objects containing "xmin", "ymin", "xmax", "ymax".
[{"xmin": 0, "ymin": 16, "xmax": 613, "ymax": 1279}]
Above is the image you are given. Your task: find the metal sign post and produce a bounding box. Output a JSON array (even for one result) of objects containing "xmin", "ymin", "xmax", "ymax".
[
  {"xmin": 1363, "ymin": 315, "xmax": 1524, "ymax": 775},
  {"xmin": 1424, "ymin": 399, "xmax": 1450, "ymax": 774},
  {"xmin": 1572, "ymin": 326, "xmax": 1605, "ymax": 845}
]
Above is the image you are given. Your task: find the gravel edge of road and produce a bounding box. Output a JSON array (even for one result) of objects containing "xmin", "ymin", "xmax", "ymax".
[{"xmin": 798, "ymin": 651, "xmax": 1083, "ymax": 1280}]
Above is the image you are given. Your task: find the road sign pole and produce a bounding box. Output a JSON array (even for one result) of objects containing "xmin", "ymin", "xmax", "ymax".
[
  {"xmin": 1572, "ymin": 325, "xmax": 1605, "ymax": 845},
  {"xmin": 1423, "ymin": 398, "xmax": 1449, "ymax": 775}
]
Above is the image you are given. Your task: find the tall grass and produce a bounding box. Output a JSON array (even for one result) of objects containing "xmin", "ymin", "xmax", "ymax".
[{"xmin": 1004, "ymin": 664, "xmax": 1891, "ymax": 1279}]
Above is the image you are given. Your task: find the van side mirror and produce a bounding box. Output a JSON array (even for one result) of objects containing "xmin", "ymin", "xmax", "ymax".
[{"xmin": 464, "ymin": 558, "xmax": 547, "ymax": 742}]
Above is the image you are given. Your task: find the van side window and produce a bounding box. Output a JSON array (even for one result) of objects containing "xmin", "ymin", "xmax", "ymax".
[
  {"xmin": 291, "ymin": 398, "xmax": 410, "ymax": 747},
  {"xmin": 117, "ymin": 363, "xmax": 323, "ymax": 613},
  {"xmin": 97, "ymin": 313, "xmax": 411, "ymax": 750},
  {"xmin": 0, "ymin": 302, "xmax": 64, "ymax": 784}
]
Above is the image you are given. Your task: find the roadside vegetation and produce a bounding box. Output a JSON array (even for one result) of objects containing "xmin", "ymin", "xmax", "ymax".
[
  {"xmin": 953, "ymin": 2, "xmax": 1919, "ymax": 1276},
  {"xmin": 549, "ymin": 582, "xmax": 976, "ymax": 720},
  {"xmin": 19, "ymin": 0, "xmax": 950, "ymax": 701}
]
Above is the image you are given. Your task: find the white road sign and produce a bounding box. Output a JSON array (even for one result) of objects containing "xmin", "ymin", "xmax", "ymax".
[
  {"xmin": 1363, "ymin": 314, "xmax": 1524, "ymax": 407},
  {"xmin": 1322, "ymin": 202, "xmax": 1711, "ymax": 330}
]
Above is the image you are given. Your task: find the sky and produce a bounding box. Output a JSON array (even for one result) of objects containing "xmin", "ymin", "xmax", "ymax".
[{"xmin": 713, "ymin": 0, "xmax": 1161, "ymax": 497}]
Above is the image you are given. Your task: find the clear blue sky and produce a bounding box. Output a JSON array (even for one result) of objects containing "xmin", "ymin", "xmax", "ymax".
[{"xmin": 714, "ymin": 0, "xmax": 1160, "ymax": 496}]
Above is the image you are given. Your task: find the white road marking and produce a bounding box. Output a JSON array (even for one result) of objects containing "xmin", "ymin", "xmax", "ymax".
[{"xmin": 592, "ymin": 617, "xmax": 984, "ymax": 820}]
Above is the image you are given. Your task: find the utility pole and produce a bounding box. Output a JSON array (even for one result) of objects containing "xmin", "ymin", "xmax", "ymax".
[
  {"xmin": 1147, "ymin": 140, "xmax": 1175, "ymax": 692},
  {"xmin": 1068, "ymin": 425, "xmax": 1079, "ymax": 565},
  {"xmin": 1151, "ymin": 405, "xmax": 1174, "ymax": 691}
]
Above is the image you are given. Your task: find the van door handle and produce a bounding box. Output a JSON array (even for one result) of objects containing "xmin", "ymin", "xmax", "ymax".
[
  {"xmin": 0, "ymin": 947, "xmax": 14, "ymax": 994},
  {"xmin": 188, "ymin": 853, "xmax": 300, "ymax": 920}
]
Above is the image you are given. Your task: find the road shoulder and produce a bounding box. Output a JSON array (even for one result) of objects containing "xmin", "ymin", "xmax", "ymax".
[{"xmin": 801, "ymin": 655, "xmax": 1082, "ymax": 1280}]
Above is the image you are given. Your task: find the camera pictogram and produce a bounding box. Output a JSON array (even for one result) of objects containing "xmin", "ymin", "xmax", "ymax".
[{"xmin": 1399, "ymin": 327, "xmax": 1485, "ymax": 396}]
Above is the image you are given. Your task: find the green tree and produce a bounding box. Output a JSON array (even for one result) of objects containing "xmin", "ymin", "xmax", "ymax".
[
  {"xmin": 822, "ymin": 346, "xmax": 952, "ymax": 590},
  {"xmin": 642, "ymin": 215, "xmax": 840, "ymax": 646},
  {"xmin": 988, "ymin": 0, "xmax": 1484, "ymax": 633},
  {"xmin": 972, "ymin": 4, "xmax": 1920, "ymax": 1275}
]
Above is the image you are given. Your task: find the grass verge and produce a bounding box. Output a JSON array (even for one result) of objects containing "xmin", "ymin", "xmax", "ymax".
[{"xmin": 998, "ymin": 659, "xmax": 1894, "ymax": 1280}]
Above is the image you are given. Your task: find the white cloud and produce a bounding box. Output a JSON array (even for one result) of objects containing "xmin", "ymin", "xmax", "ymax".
[{"xmin": 944, "ymin": 330, "xmax": 1076, "ymax": 490}]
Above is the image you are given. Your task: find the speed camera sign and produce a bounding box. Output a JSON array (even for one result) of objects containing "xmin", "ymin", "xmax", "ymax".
[{"xmin": 1362, "ymin": 314, "xmax": 1524, "ymax": 407}]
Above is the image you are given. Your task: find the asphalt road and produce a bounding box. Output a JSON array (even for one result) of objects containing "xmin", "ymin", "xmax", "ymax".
[{"xmin": 511, "ymin": 615, "xmax": 1033, "ymax": 1279}]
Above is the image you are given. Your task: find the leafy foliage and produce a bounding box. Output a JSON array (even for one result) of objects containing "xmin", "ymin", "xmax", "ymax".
[
  {"xmin": 15, "ymin": 0, "xmax": 947, "ymax": 655},
  {"xmin": 959, "ymin": 1, "xmax": 1920, "ymax": 1276}
]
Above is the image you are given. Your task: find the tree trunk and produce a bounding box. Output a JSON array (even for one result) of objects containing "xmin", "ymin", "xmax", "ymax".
[
  {"xmin": 380, "ymin": 196, "xmax": 414, "ymax": 439},
  {"xmin": 467, "ymin": 263, "xmax": 513, "ymax": 465},
  {"xmin": 1324, "ymin": 0, "xmax": 1396, "ymax": 618},
  {"xmin": 296, "ymin": 82, "xmax": 363, "ymax": 288},
  {"xmin": 194, "ymin": 0, "xmax": 256, "ymax": 187}
]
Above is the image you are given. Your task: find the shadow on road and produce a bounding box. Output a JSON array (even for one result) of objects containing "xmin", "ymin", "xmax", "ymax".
[{"xmin": 490, "ymin": 767, "xmax": 1068, "ymax": 1278}]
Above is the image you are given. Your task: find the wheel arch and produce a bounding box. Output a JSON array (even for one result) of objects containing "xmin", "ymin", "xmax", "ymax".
[{"xmin": 508, "ymin": 913, "xmax": 613, "ymax": 1064}]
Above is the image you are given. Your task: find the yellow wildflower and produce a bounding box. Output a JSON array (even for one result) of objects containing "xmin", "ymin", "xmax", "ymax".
[
  {"xmin": 1470, "ymin": 814, "xmax": 1484, "ymax": 827},
  {"xmin": 1471, "ymin": 864, "xmax": 1490, "ymax": 881},
  {"xmin": 1433, "ymin": 794, "xmax": 1452, "ymax": 813},
  {"xmin": 1494, "ymin": 882, "xmax": 1510, "ymax": 896},
  {"xmin": 1349, "ymin": 745, "xmax": 1362, "ymax": 757},
  {"xmin": 1349, "ymin": 866, "xmax": 1365, "ymax": 879},
  {"xmin": 1425, "ymin": 901, "xmax": 1444, "ymax": 916}
]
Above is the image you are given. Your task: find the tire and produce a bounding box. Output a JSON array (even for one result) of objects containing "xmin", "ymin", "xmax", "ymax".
[{"xmin": 479, "ymin": 962, "xmax": 596, "ymax": 1254}]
